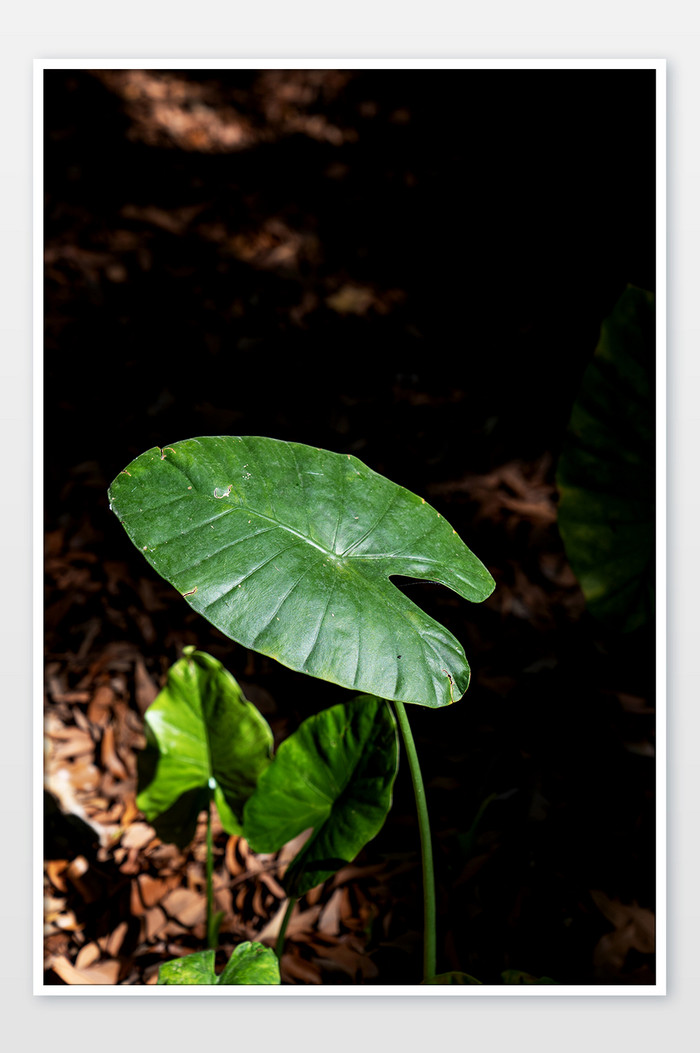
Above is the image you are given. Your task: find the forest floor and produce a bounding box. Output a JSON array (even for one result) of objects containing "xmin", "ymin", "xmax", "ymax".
[{"xmin": 44, "ymin": 453, "xmax": 655, "ymax": 986}]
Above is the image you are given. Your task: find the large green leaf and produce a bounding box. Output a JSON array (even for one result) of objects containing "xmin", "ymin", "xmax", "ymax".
[
  {"xmin": 243, "ymin": 695, "xmax": 398, "ymax": 895},
  {"xmin": 108, "ymin": 436, "xmax": 495, "ymax": 708},
  {"xmin": 137, "ymin": 648, "xmax": 273, "ymax": 847},
  {"xmin": 556, "ymin": 286, "xmax": 654, "ymax": 633},
  {"xmin": 157, "ymin": 941, "xmax": 280, "ymax": 985}
]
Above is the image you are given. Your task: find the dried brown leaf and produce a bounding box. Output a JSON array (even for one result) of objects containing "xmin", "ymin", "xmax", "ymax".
[
  {"xmin": 87, "ymin": 684, "xmax": 116, "ymax": 726},
  {"xmin": 134, "ymin": 657, "xmax": 159, "ymax": 714},
  {"xmin": 143, "ymin": 907, "xmax": 168, "ymax": 941},
  {"xmin": 50, "ymin": 955, "xmax": 121, "ymax": 985},
  {"xmin": 50, "ymin": 729, "xmax": 95, "ymax": 762},
  {"xmin": 280, "ymin": 948, "xmax": 323, "ymax": 985},
  {"xmin": 74, "ymin": 942, "xmax": 101, "ymax": 970},
  {"xmin": 161, "ymin": 887, "xmax": 206, "ymax": 927},
  {"xmin": 121, "ymin": 822, "xmax": 156, "ymax": 851}
]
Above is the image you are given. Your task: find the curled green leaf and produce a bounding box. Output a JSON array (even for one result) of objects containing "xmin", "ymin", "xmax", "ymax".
[
  {"xmin": 137, "ymin": 648, "xmax": 273, "ymax": 847},
  {"xmin": 243, "ymin": 695, "xmax": 399, "ymax": 895}
]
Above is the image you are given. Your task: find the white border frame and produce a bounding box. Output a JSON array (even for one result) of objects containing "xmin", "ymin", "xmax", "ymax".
[{"xmin": 34, "ymin": 57, "xmax": 666, "ymax": 996}]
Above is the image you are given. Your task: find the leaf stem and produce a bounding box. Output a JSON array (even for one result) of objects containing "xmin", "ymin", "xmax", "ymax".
[
  {"xmin": 275, "ymin": 895, "xmax": 297, "ymax": 961},
  {"xmin": 393, "ymin": 700, "xmax": 437, "ymax": 982},
  {"xmin": 205, "ymin": 791, "xmax": 216, "ymax": 949}
]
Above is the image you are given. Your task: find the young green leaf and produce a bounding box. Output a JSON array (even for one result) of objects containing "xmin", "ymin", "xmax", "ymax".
[
  {"xmin": 217, "ymin": 940, "xmax": 282, "ymax": 985},
  {"xmin": 108, "ymin": 436, "xmax": 495, "ymax": 708},
  {"xmin": 137, "ymin": 648, "xmax": 273, "ymax": 847},
  {"xmin": 157, "ymin": 948, "xmax": 217, "ymax": 985},
  {"xmin": 556, "ymin": 286, "xmax": 654, "ymax": 633},
  {"xmin": 157, "ymin": 941, "xmax": 280, "ymax": 985},
  {"xmin": 243, "ymin": 695, "xmax": 399, "ymax": 895}
]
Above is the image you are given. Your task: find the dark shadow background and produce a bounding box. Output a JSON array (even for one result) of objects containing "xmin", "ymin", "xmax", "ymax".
[{"xmin": 44, "ymin": 68, "xmax": 657, "ymax": 985}]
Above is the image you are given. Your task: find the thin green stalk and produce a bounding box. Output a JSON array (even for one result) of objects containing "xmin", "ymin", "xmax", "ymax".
[
  {"xmin": 393, "ymin": 700, "xmax": 436, "ymax": 983},
  {"xmin": 204, "ymin": 789, "xmax": 224, "ymax": 950},
  {"xmin": 275, "ymin": 895, "xmax": 297, "ymax": 960},
  {"xmin": 205, "ymin": 792, "xmax": 216, "ymax": 948}
]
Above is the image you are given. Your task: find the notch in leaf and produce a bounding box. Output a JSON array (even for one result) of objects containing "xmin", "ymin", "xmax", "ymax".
[
  {"xmin": 137, "ymin": 647, "xmax": 273, "ymax": 848},
  {"xmin": 243, "ymin": 695, "xmax": 399, "ymax": 896}
]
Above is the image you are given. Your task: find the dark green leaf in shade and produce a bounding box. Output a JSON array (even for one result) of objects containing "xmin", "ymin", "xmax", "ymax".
[
  {"xmin": 243, "ymin": 695, "xmax": 399, "ymax": 895},
  {"xmin": 501, "ymin": 970, "xmax": 557, "ymax": 984},
  {"xmin": 556, "ymin": 286, "xmax": 655, "ymax": 633},
  {"xmin": 157, "ymin": 942, "xmax": 280, "ymax": 985},
  {"xmin": 137, "ymin": 648, "xmax": 273, "ymax": 847},
  {"xmin": 109, "ymin": 437, "xmax": 495, "ymax": 708},
  {"xmin": 422, "ymin": 971, "xmax": 483, "ymax": 984}
]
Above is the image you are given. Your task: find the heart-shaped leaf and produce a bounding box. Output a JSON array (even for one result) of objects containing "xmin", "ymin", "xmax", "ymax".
[
  {"xmin": 137, "ymin": 648, "xmax": 273, "ymax": 847},
  {"xmin": 556, "ymin": 286, "xmax": 654, "ymax": 633},
  {"xmin": 157, "ymin": 941, "xmax": 280, "ymax": 985},
  {"xmin": 108, "ymin": 437, "xmax": 495, "ymax": 708},
  {"xmin": 243, "ymin": 695, "xmax": 398, "ymax": 895}
]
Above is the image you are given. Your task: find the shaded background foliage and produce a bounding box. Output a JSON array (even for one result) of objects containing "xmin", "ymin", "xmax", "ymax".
[{"xmin": 44, "ymin": 68, "xmax": 656, "ymax": 984}]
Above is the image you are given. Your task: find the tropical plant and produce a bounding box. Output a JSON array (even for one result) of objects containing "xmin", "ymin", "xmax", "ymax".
[
  {"xmin": 109, "ymin": 436, "xmax": 495, "ymax": 983},
  {"xmin": 556, "ymin": 285, "xmax": 654, "ymax": 633},
  {"xmin": 136, "ymin": 646, "xmax": 273, "ymax": 950},
  {"xmin": 137, "ymin": 648, "xmax": 398, "ymax": 975}
]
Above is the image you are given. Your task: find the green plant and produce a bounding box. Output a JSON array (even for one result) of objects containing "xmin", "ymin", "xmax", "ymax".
[
  {"xmin": 556, "ymin": 285, "xmax": 654, "ymax": 633},
  {"xmin": 136, "ymin": 647, "xmax": 273, "ymax": 949},
  {"xmin": 243, "ymin": 693, "xmax": 398, "ymax": 956},
  {"xmin": 157, "ymin": 941, "xmax": 280, "ymax": 986},
  {"xmin": 109, "ymin": 436, "xmax": 495, "ymax": 983},
  {"xmin": 138, "ymin": 650, "xmax": 398, "ymax": 975}
]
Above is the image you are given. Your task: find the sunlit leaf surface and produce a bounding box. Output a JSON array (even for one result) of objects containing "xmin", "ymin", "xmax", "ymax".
[
  {"xmin": 109, "ymin": 436, "xmax": 495, "ymax": 708},
  {"xmin": 157, "ymin": 941, "xmax": 280, "ymax": 985}
]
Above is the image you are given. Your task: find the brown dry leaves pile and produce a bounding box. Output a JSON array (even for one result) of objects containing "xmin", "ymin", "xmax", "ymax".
[
  {"xmin": 45, "ymin": 646, "xmax": 388, "ymax": 985},
  {"xmin": 429, "ymin": 455, "xmax": 586, "ymax": 632},
  {"xmin": 46, "ymin": 71, "xmax": 407, "ymax": 327},
  {"xmin": 44, "ymin": 525, "xmax": 392, "ymax": 986},
  {"xmin": 94, "ymin": 69, "xmax": 356, "ymax": 154}
]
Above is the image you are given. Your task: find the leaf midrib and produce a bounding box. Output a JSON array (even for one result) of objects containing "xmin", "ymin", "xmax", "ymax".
[
  {"xmin": 160, "ymin": 461, "xmax": 434, "ymax": 566},
  {"xmin": 171, "ymin": 496, "xmax": 452, "ymax": 706},
  {"xmin": 289, "ymin": 710, "xmax": 394, "ymax": 879},
  {"xmin": 166, "ymin": 486, "xmax": 335, "ymax": 557}
]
